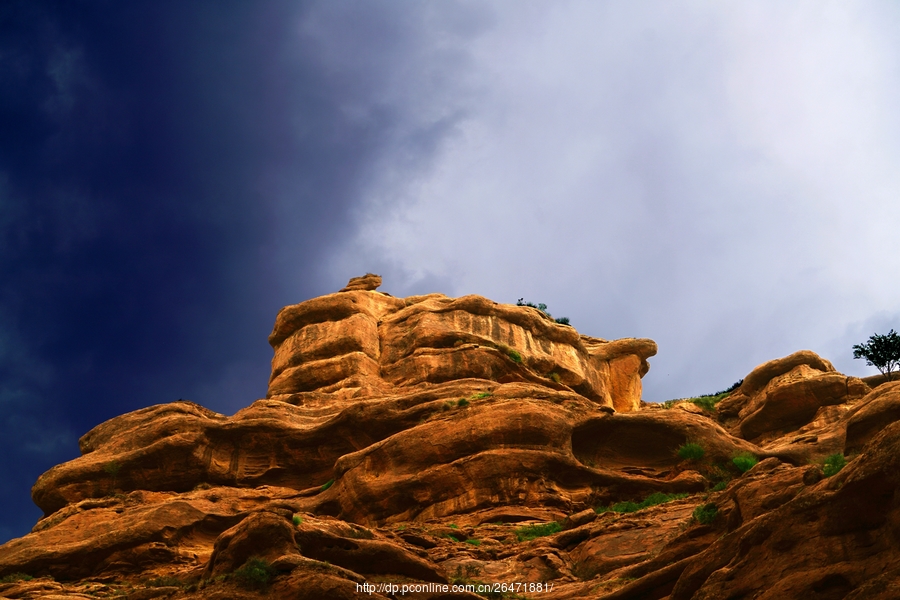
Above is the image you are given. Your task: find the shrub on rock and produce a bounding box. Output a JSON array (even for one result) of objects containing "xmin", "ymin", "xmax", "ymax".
[
  {"xmin": 733, "ymin": 453, "xmax": 758, "ymax": 473},
  {"xmin": 678, "ymin": 442, "xmax": 705, "ymax": 461},
  {"xmin": 822, "ymin": 453, "xmax": 846, "ymax": 477}
]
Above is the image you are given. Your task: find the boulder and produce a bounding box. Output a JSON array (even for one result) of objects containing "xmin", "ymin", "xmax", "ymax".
[
  {"xmin": 339, "ymin": 273, "xmax": 382, "ymax": 292},
  {"xmin": 203, "ymin": 511, "xmax": 300, "ymax": 579},
  {"xmin": 721, "ymin": 351, "xmax": 869, "ymax": 441},
  {"xmin": 716, "ymin": 349, "xmax": 835, "ymax": 421}
]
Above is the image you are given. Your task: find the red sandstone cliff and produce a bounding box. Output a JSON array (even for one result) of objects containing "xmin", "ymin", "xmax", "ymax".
[{"xmin": 0, "ymin": 276, "xmax": 896, "ymax": 599}]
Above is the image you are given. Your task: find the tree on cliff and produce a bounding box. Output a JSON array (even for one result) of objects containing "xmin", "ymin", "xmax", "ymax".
[{"xmin": 853, "ymin": 329, "xmax": 900, "ymax": 380}]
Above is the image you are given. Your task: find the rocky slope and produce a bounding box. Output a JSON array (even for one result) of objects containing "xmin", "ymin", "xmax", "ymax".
[{"xmin": 1, "ymin": 275, "xmax": 898, "ymax": 599}]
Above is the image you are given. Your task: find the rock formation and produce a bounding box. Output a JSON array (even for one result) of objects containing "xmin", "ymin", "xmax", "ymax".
[
  {"xmin": 265, "ymin": 285, "xmax": 656, "ymax": 412},
  {"xmin": 1, "ymin": 276, "xmax": 898, "ymax": 599}
]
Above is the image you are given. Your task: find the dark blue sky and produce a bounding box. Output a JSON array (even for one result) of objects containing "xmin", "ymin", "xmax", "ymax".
[
  {"xmin": 3, "ymin": 1, "xmax": 900, "ymax": 544},
  {"xmin": 0, "ymin": 0, "xmax": 450, "ymax": 542}
]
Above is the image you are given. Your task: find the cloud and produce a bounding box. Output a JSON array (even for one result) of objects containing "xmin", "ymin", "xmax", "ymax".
[{"xmin": 330, "ymin": 2, "xmax": 900, "ymax": 399}]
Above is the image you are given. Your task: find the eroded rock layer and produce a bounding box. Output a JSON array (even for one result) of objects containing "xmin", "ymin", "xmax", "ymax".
[
  {"xmin": 266, "ymin": 287, "xmax": 656, "ymax": 412},
  {"xmin": 3, "ymin": 277, "xmax": 900, "ymax": 599}
]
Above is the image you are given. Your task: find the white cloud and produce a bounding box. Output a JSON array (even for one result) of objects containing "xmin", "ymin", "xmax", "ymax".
[{"xmin": 328, "ymin": 2, "xmax": 900, "ymax": 399}]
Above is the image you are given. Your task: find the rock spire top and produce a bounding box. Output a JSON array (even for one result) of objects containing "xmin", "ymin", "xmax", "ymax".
[{"xmin": 339, "ymin": 273, "xmax": 382, "ymax": 292}]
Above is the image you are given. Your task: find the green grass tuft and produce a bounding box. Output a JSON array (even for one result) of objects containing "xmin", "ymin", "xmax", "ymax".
[
  {"xmin": 0, "ymin": 573, "xmax": 33, "ymax": 584},
  {"xmin": 146, "ymin": 576, "xmax": 183, "ymax": 587},
  {"xmin": 103, "ymin": 460, "xmax": 121, "ymax": 477},
  {"xmin": 548, "ymin": 372, "xmax": 561, "ymax": 383},
  {"xmin": 661, "ymin": 380, "xmax": 743, "ymax": 411},
  {"xmin": 711, "ymin": 481, "xmax": 728, "ymax": 492},
  {"xmin": 292, "ymin": 515, "xmax": 302, "ymax": 526},
  {"xmin": 320, "ymin": 478, "xmax": 335, "ymax": 491},
  {"xmin": 595, "ymin": 491, "xmax": 688, "ymax": 514},
  {"xmin": 693, "ymin": 504, "xmax": 718, "ymax": 525},
  {"xmin": 507, "ymin": 349, "xmax": 523, "ymax": 363},
  {"xmin": 732, "ymin": 453, "xmax": 758, "ymax": 473},
  {"xmin": 457, "ymin": 398, "xmax": 470, "ymax": 408},
  {"xmin": 232, "ymin": 557, "xmax": 275, "ymax": 591},
  {"xmin": 677, "ymin": 442, "xmax": 705, "ymax": 461},
  {"xmin": 464, "ymin": 538, "xmax": 481, "ymax": 546},
  {"xmin": 691, "ymin": 396, "xmax": 717, "ymax": 411},
  {"xmin": 823, "ymin": 453, "xmax": 847, "ymax": 477},
  {"xmin": 514, "ymin": 521, "xmax": 562, "ymax": 542}
]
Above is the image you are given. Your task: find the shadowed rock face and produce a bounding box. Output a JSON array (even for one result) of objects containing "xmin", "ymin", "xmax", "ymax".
[{"xmin": 5, "ymin": 277, "xmax": 900, "ymax": 599}]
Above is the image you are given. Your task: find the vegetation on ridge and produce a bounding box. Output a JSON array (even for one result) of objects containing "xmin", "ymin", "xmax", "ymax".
[
  {"xmin": 232, "ymin": 557, "xmax": 276, "ymax": 591},
  {"xmin": 732, "ymin": 452, "xmax": 758, "ymax": 473},
  {"xmin": 693, "ymin": 504, "xmax": 718, "ymax": 525},
  {"xmin": 595, "ymin": 491, "xmax": 688, "ymax": 515},
  {"xmin": 516, "ymin": 298, "xmax": 570, "ymax": 325},
  {"xmin": 146, "ymin": 575, "xmax": 184, "ymax": 588},
  {"xmin": 661, "ymin": 379, "xmax": 744, "ymax": 411},
  {"xmin": 514, "ymin": 521, "xmax": 562, "ymax": 541},
  {"xmin": 823, "ymin": 453, "xmax": 847, "ymax": 477},
  {"xmin": 677, "ymin": 442, "xmax": 705, "ymax": 461}
]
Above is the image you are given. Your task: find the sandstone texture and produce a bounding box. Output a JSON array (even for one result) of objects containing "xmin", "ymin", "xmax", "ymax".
[
  {"xmin": 1, "ymin": 276, "xmax": 898, "ymax": 599},
  {"xmin": 265, "ymin": 286, "xmax": 656, "ymax": 412}
]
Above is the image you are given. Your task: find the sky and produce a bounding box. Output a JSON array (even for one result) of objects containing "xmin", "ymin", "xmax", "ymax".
[{"xmin": 2, "ymin": 0, "xmax": 900, "ymax": 543}]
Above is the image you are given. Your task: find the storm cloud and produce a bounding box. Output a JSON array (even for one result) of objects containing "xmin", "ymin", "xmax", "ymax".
[{"xmin": 332, "ymin": 1, "xmax": 900, "ymax": 395}]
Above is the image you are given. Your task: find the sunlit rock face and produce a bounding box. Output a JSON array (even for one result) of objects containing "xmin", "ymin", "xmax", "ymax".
[
  {"xmin": 9, "ymin": 276, "xmax": 900, "ymax": 600},
  {"xmin": 266, "ymin": 278, "xmax": 657, "ymax": 412}
]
